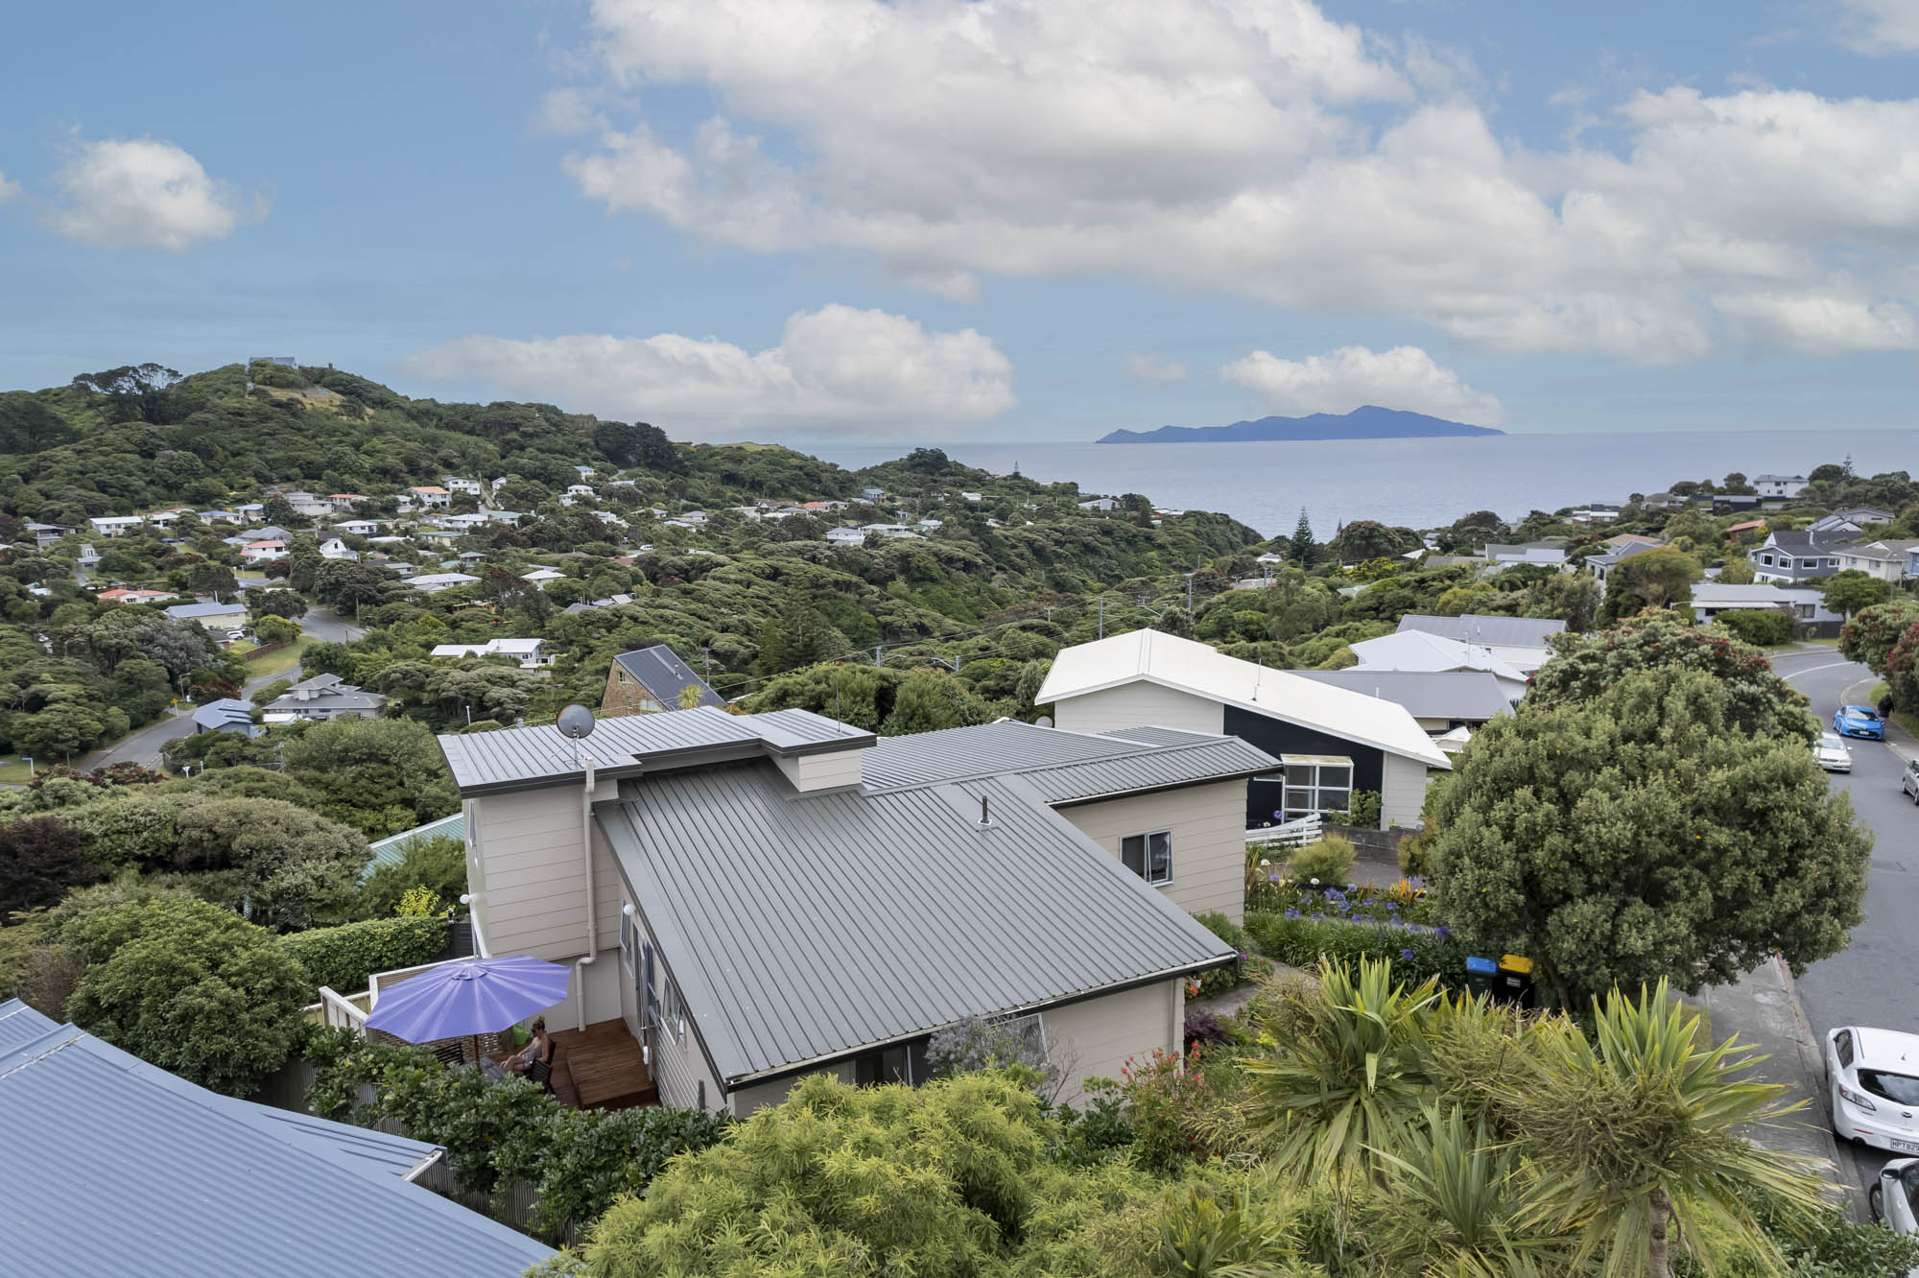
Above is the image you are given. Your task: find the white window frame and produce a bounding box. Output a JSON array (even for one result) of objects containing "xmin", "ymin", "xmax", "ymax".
[
  {"xmin": 1268, "ymin": 754, "xmax": 1356, "ymax": 820},
  {"xmin": 661, "ymin": 976, "xmax": 688, "ymax": 1043},
  {"xmin": 619, "ymin": 907, "xmax": 638, "ymax": 978},
  {"xmin": 1120, "ymin": 830, "xmax": 1173, "ymax": 886}
]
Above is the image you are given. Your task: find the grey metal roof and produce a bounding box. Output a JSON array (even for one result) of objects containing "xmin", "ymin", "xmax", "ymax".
[
  {"xmin": 0, "ymin": 1017, "xmax": 550, "ymax": 1277},
  {"xmin": 1292, "ymin": 670, "xmax": 1515, "ymax": 722},
  {"xmin": 599, "ymin": 762, "xmax": 1234, "ymax": 1085},
  {"xmin": 267, "ymin": 673, "xmax": 386, "ymax": 711},
  {"xmin": 0, "ymin": 998, "xmax": 55, "ymax": 1052},
  {"xmin": 1096, "ymin": 725, "xmax": 1225, "ymax": 746},
  {"xmin": 865, "ymin": 718, "xmax": 1274, "ymax": 801},
  {"xmin": 1397, "ymin": 614, "xmax": 1567, "ymax": 647},
  {"xmin": 164, "ymin": 600, "xmax": 245, "ymax": 620},
  {"xmin": 611, "ymin": 643, "xmax": 725, "ymax": 709},
  {"xmin": 190, "ymin": 698, "xmax": 256, "ymax": 732},
  {"xmin": 437, "ymin": 705, "xmax": 874, "ymax": 794}
]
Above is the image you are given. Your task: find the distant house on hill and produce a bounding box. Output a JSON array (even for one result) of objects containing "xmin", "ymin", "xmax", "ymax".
[
  {"xmin": 190, "ymin": 699, "xmax": 260, "ymax": 737},
  {"xmin": 263, "ymin": 673, "xmax": 386, "ymax": 723},
  {"xmin": 1753, "ymin": 474, "xmax": 1808, "ymax": 499},
  {"xmin": 602, "ymin": 643, "xmax": 725, "ymax": 715}
]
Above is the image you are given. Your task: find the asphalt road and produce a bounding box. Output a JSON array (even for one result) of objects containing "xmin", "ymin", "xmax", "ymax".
[
  {"xmin": 76, "ymin": 664, "xmax": 294, "ymax": 772},
  {"xmin": 299, "ymin": 605, "xmax": 361, "ymax": 644},
  {"xmin": 1772, "ymin": 647, "xmax": 1918, "ymax": 1201}
]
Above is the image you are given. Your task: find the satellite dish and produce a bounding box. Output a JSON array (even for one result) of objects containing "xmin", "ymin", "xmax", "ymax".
[
  {"xmin": 1035, "ymin": 715, "xmax": 1054, "ymax": 728},
  {"xmin": 556, "ymin": 704, "xmax": 597, "ymax": 740}
]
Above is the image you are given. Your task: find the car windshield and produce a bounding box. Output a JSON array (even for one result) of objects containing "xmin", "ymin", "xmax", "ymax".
[
  {"xmin": 1859, "ymin": 1068, "xmax": 1919, "ymax": 1106},
  {"xmin": 1820, "ymin": 735, "xmax": 1846, "ymax": 751},
  {"xmin": 1852, "ymin": 708, "xmax": 1881, "ymax": 720}
]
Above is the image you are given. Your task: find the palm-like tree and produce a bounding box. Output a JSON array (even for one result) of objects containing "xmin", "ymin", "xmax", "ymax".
[
  {"xmin": 1154, "ymin": 1185, "xmax": 1316, "ymax": 1278},
  {"xmin": 1237, "ymin": 957, "xmax": 1441, "ymax": 1185},
  {"xmin": 1496, "ymin": 979, "xmax": 1827, "ymax": 1278}
]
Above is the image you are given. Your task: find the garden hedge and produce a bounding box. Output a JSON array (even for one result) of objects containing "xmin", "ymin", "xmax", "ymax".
[
  {"xmin": 282, "ymin": 915, "xmax": 447, "ymax": 994},
  {"xmin": 1243, "ymin": 912, "xmax": 1470, "ymax": 992}
]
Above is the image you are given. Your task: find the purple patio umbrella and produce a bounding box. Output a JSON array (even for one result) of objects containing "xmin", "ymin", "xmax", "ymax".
[{"xmin": 365, "ymin": 956, "xmax": 573, "ymax": 1056}]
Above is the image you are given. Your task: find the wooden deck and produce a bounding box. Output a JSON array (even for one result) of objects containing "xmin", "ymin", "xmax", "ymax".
[{"xmin": 549, "ymin": 1019, "xmax": 658, "ymax": 1110}]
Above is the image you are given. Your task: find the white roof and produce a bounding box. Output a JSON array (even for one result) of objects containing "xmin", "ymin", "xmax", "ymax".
[
  {"xmin": 1690, "ymin": 582, "xmax": 1792, "ymax": 606},
  {"xmin": 1347, "ymin": 631, "xmax": 1530, "ymax": 685},
  {"xmin": 1854, "ymin": 1027, "xmax": 1919, "ymax": 1072},
  {"xmin": 1035, "ymin": 630, "xmax": 1450, "ymax": 768}
]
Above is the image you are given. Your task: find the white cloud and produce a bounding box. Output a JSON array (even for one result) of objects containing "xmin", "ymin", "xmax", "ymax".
[
  {"xmin": 0, "ymin": 171, "xmax": 20, "ymax": 203},
  {"xmin": 405, "ymin": 304, "xmax": 1014, "ymax": 439},
  {"xmin": 49, "ymin": 138, "xmax": 251, "ymax": 251},
  {"xmin": 1221, "ymin": 344, "xmax": 1504, "ymax": 425},
  {"xmin": 557, "ymin": 0, "xmax": 1919, "ymax": 362},
  {"xmin": 1836, "ymin": 0, "xmax": 1919, "ymax": 52},
  {"xmin": 1125, "ymin": 352, "xmax": 1189, "ymax": 383},
  {"xmin": 1715, "ymin": 293, "xmax": 1919, "ymax": 353}
]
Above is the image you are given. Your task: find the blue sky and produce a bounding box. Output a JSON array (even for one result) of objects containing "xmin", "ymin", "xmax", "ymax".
[{"xmin": 2, "ymin": 0, "xmax": 1917, "ymax": 444}]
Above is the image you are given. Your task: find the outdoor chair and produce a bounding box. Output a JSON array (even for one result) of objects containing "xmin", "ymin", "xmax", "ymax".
[{"xmin": 526, "ymin": 1057, "xmax": 553, "ymax": 1094}]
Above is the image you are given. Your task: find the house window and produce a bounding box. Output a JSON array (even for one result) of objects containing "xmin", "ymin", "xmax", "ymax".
[
  {"xmin": 1120, "ymin": 831, "xmax": 1173, "ymax": 885},
  {"xmin": 1759, "ymin": 554, "xmax": 1773, "ymax": 566},
  {"xmin": 619, "ymin": 910, "xmax": 638, "ymax": 978},
  {"xmin": 1275, "ymin": 755, "xmax": 1354, "ymax": 819},
  {"xmin": 661, "ymin": 977, "xmax": 688, "ymax": 1043}
]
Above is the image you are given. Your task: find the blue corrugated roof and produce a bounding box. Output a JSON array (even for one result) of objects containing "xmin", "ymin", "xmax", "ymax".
[
  {"xmin": 363, "ymin": 811, "xmax": 466, "ymax": 880},
  {"xmin": 0, "ymin": 1011, "xmax": 552, "ymax": 1277}
]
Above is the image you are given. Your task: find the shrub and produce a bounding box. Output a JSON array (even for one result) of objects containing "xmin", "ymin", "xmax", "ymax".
[
  {"xmin": 356, "ymin": 834, "xmax": 467, "ymax": 920},
  {"xmin": 1397, "ymin": 829, "xmax": 1433, "ymax": 877},
  {"xmin": 280, "ymin": 915, "xmax": 446, "ymax": 994},
  {"xmin": 56, "ymin": 893, "xmax": 309, "ymax": 1095},
  {"xmin": 1285, "ymin": 834, "xmax": 1355, "ymax": 885},
  {"xmin": 1714, "ymin": 608, "xmax": 1794, "ymax": 647},
  {"xmin": 1243, "ymin": 912, "xmax": 1470, "ymax": 992},
  {"xmin": 1339, "ymin": 790, "xmax": 1383, "ymax": 829},
  {"xmin": 0, "ymin": 816, "xmax": 106, "ymax": 916}
]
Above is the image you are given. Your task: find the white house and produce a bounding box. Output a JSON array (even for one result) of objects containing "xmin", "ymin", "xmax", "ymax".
[
  {"xmin": 1036, "ymin": 629, "xmax": 1450, "ymax": 831},
  {"xmin": 1832, "ymin": 539, "xmax": 1919, "ymax": 583},
  {"xmin": 521, "ymin": 568, "xmax": 567, "ymax": 587},
  {"xmin": 861, "ymin": 523, "xmax": 922, "ymax": 540},
  {"xmin": 444, "ymin": 477, "xmax": 484, "ymax": 497},
  {"xmin": 334, "ymin": 518, "xmax": 381, "ymax": 536},
  {"xmin": 89, "ymin": 515, "xmax": 144, "ymax": 538},
  {"xmin": 407, "ymin": 485, "xmax": 452, "ymax": 509},
  {"xmin": 240, "ymin": 538, "xmax": 288, "ymax": 564},
  {"xmin": 1078, "ymin": 497, "xmax": 1118, "ymax": 512},
  {"xmin": 1753, "ymin": 474, "xmax": 1808, "ymax": 499},
  {"xmin": 428, "ymin": 638, "xmax": 553, "ymax": 668},
  {"xmin": 484, "ymin": 509, "xmax": 524, "ymax": 526},
  {"xmin": 164, "ymin": 599, "xmax": 249, "ymax": 632},
  {"xmin": 403, "ymin": 572, "xmax": 480, "ymax": 593},
  {"xmin": 1392, "ymin": 615, "xmax": 1563, "ymax": 675},
  {"xmin": 1690, "ymin": 581, "xmax": 1841, "ymax": 628},
  {"xmin": 318, "ymin": 538, "xmax": 357, "ymax": 561},
  {"xmin": 825, "ymin": 527, "xmax": 867, "ymax": 545},
  {"xmin": 1344, "ymin": 631, "xmax": 1531, "ymax": 702}
]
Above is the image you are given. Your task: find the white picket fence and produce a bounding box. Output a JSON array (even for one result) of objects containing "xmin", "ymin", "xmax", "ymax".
[{"xmin": 1245, "ymin": 812, "xmax": 1323, "ymax": 849}]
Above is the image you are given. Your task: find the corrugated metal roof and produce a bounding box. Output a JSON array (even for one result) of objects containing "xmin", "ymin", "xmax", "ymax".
[
  {"xmin": 865, "ymin": 718, "xmax": 1274, "ymax": 802},
  {"xmin": 1293, "ymin": 670, "xmax": 1516, "ymax": 721},
  {"xmin": 599, "ymin": 762, "xmax": 1233, "ymax": 1084},
  {"xmin": 0, "ymin": 998, "xmax": 55, "ymax": 1052},
  {"xmin": 1396, "ymin": 614, "xmax": 1566, "ymax": 647},
  {"xmin": 438, "ymin": 706, "xmax": 873, "ymax": 794},
  {"xmin": 1097, "ymin": 725, "xmax": 1224, "ymax": 746},
  {"xmin": 611, "ymin": 643, "xmax": 725, "ymax": 709},
  {"xmin": 363, "ymin": 811, "xmax": 467, "ymax": 879},
  {"xmin": 0, "ymin": 1023, "xmax": 550, "ymax": 1277}
]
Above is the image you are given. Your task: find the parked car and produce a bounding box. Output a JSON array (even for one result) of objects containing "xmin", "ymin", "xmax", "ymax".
[
  {"xmin": 1905, "ymin": 759, "xmax": 1919, "ymax": 805},
  {"xmin": 1868, "ymin": 1157, "xmax": 1919, "ymax": 1248},
  {"xmin": 1814, "ymin": 733, "xmax": 1853, "ymax": 773},
  {"xmin": 1835, "ymin": 704, "xmax": 1888, "ymax": 741},
  {"xmin": 1828, "ymin": 1026, "xmax": 1919, "ymax": 1154}
]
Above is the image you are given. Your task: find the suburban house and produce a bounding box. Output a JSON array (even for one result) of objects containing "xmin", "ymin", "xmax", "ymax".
[
  {"xmin": 429, "ymin": 638, "xmax": 554, "ymax": 669},
  {"xmin": 602, "ymin": 643, "xmax": 725, "ymax": 715},
  {"xmin": 1754, "ymin": 474, "xmax": 1808, "ymax": 499},
  {"xmin": 334, "ymin": 518, "xmax": 382, "ymax": 536},
  {"xmin": 1586, "ymin": 540, "xmax": 1661, "ymax": 595},
  {"xmin": 1394, "ymin": 614, "xmax": 1564, "ymax": 674},
  {"xmin": 0, "ymin": 1000, "xmax": 552, "ymax": 1277},
  {"xmin": 95, "ymin": 587, "xmax": 177, "ymax": 605},
  {"xmin": 444, "ymin": 477, "xmax": 485, "ymax": 496},
  {"xmin": 563, "ymin": 592, "xmax": 636, "ymax": 614},
  {"xmin": 1078, "ymin": 497, "xmax": 1119, "ymax": 512},
  {"xmin": 164, "ymin": 599, "xmax": 248, "ymax": 632},
  {"xmin": 88, "ymin": 515, "xmax": 144, "ymax": 537},
  {"xmin": 403, "ymin": 572, "xmax": 479, "ymax": 593},
  {"xmin": 1749, "ymin": 530, "xmax": 1846, "ymax": 584},
  {"xmin": 1711, "ymin": 493, "xmax": 1762, "ymax": 514},
  {"xmin": 520, "ymin": 567, "xmax": 567, "ymax": 586},
  {"xmin": 262, "ymin": 673, "xmax": 387, "ymax": 722},
  {"xmin": 318, "ymin": 537, "xmax": 357, "ymax": 561},
  {"xmin": 1480, "ymin": 542, "xmax": 1569, "ymax": 570},
  {"xmin": 1036, "ymin": 629, "xmax": 1450, "ymax": 830},
  {"xmin": 1690, "ymin": 582, "xmax": 1842, "ymax": 632},
  {"xmin": 25, "ymin": 522, "xmax": 68, "ymax": 548},
  {"xmin": 190, "ymin": 698, "xmax": 261, "ymax": 736},
  {"xmin": 1833, "ymin": 539, "xmax": 1919, "ymax": 583},
  {"xmin": 1344, "ymin": 631, "xmax": 1531, "ymax": 702},
  {"xmin": 240, "ymin": 538, "xmax": 288, "ymax": 564},
  {"xmin": 406, "ymin": 485, "xmax": 452, "ymax": 510},
  {"xmin": 1810, "ymin": 508, "xmax": 1894, "ymax": 536},
  {"xmin": 826, "ymin": 526, "xmax": 867, "ymax": 545},
  {"xmin": 435, "ymin": 707, "xmax": 1247, "ymax": 1114},
  {"xmin": 1294, "ymin": 669, "xmax": 1515, "ymax": 733}
]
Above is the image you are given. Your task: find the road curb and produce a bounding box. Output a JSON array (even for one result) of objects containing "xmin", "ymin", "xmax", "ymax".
[{"xmin": 1772, "ymin": 953, "xmax": 1863, "ymax": 1217}]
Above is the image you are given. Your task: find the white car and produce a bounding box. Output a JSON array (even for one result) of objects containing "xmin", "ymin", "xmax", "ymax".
[
  {"xmin": 1870, "ymin": 1157, "xmax": 1919, "ymax": 1245},
  {"xmin": 1828, "ymin": 1026, "xmax": 1919, "ymax": 1154},
  {"xmin": 1814, "ymin": 733, "xmax": 1853, "ymax": 773}
]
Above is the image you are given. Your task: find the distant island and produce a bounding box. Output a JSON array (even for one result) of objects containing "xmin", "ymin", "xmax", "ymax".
[{"xmin": 1097, "ymin": 405, "xmax": 1506, "ymax": 444}]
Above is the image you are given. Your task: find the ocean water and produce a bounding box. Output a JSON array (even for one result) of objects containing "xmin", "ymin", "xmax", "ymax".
[{"xmin": 816, "ymin": 430, "xmax": 1916, "ymax": 536}]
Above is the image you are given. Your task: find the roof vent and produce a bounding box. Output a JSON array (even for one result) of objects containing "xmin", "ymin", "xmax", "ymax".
[{"xmin": 976, "ymin": 795, "xmax": 997, "ymax": 831}]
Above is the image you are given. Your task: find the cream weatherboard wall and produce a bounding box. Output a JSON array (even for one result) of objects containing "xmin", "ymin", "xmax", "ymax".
[
  {"xmin": 1381, "ymin": 753, "xmax": 1435, "ymax": 831},
  {"xmin": 1058, "ymin": 779, "xmax": 1248, "ymax": 923},
  {"xmin": 616, "ymin": 881, "xmax": 727, "ymax": 1113},
  {"xmin": 1042, "ymin": 979, "xmax": 1183, "ymax": 1107},
  {"xmin": 1047, "ymin": 681, "xmax": 1224, "ymax": 737}
]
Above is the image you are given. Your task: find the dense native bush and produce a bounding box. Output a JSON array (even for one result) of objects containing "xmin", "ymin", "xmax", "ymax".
[
  {"xmin": 1714, "ymin": 608, "xmax": 1794, "ymax": 647},
  {"xmin": 279, "ymin": 915, "xmax": 446, "ymax": 994}
]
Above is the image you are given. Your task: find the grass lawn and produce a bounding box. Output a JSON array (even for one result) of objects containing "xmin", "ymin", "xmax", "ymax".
[
  {"xmin": 245, "ymin": 636, "xmax": 310, "ymax": 679},
  {"xmin": 1867, "ymin": 680, "xmax": 1919, "ymax": 739},
  {"xmin": 0, "ymin": 757, "xmax": 36, "ymax": 784}
]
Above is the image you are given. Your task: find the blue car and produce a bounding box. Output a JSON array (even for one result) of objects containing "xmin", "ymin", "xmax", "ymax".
[{"xmin": 1833, "ymin": 704, "xmax": 1887, "ymax": 741}]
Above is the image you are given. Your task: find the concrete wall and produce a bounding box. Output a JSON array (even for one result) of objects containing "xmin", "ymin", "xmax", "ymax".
[
  {"xmin": 468, "ymin": 781, "xmax": 622, "ymax": 964},
  {"xmin": 1050, "ymin": 682, "xmax": 1225, "ymax": 736},
  {"xmin": 1059, "ymin": 779, "xmax": 1248, "ymax": 922},
  {"xmin": 1043, "ymin": 979, "xmax": 1183, "ymax": 1107},
  {"xmin": 1380, "ymin": 752, "xmax": 1434, "ymax": 831}
]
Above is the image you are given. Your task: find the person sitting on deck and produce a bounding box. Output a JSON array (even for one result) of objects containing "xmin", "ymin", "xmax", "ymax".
[{"xmin": 507, "ymin": 1017, "xmax": 555, "ymax": 1086}]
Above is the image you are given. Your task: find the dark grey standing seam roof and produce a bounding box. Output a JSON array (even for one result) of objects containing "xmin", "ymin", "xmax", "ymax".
[
  {"xmin": 863, "ymin": 717, "xmax": 1273, "ymax": 795},
  {"xmin": 438, "ymin": 705, "xmax": 874, "ymax": 794},
  {"xmin": 0, "ymin": 1005, "xmax": 551, "ymax": 1277},
  {"xmin": 1292, "ymin": 670, "xmax": 1515, "ymax": 722},
  {"xmin": 1396, "ymin": 614, "xmax": 1567, "ymax": 647},
  {"xmin": 599, "ymin": 762, "xmax": 1235, "ymax": 1086},
  {"xmin": 612, "ymin": 642, "xmax": 726, "ymax": 709}
]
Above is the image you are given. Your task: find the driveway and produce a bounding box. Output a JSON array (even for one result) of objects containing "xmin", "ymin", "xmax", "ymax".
[
  {"xmin": 1772, "ymin": 646, "xmax": 1919, "ymax": 1203},
  {"xmin": 298, "ymin": 605, "xmax": 362, "ymax": 644},
  {"xmin": 74, "ymin": 663, "xmax": 296, "ymax": 773}
]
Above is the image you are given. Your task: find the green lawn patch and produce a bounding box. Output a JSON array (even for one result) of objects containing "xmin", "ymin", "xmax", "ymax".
[{"xmin": 246, "ymin": 636, "xmax": 310, "ymax": 679}]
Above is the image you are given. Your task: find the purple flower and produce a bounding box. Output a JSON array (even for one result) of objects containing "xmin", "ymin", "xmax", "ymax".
[
  {"xmin": 1400, "ymin": 948, "xmax": 1416, "ymax": 961},
  {"xmin": 1284, "ymin": 908, "xmax": 1301, "ymax": 920},
  {"xmin": 1436, "ymin": 926, "xmax": 1452, "ymax": 940}
]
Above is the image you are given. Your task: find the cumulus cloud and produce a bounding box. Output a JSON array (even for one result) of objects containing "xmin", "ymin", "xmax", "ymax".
[
  {"xmin": 405, "ymin": 304, "xmax": 1014, "ymax": 439},
  {"xmin": 555, "ymin": 0, "xmax": 1919, "ymax": 361},
  {"xmin": 1836, "ymin": 0, "xmax": 1919, "ymax": 52},
  {"xmin": 49, "ymin": 138, "xmax": 251, "ymax": 251},
  {"xmin": 0, "ymin": 171, "xmax": 20, "ymax": 203},
  {"xmin": 1222, "ymin": 344, "xmax": 1503, "ymax": 425},
  {"xmin": 1715, "ymin": 293, "xmax": 1919, "ymax": 353},
  {"xmin": 1125, "ymin": 352, "xmax": 1189, "ymax": 383}
]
